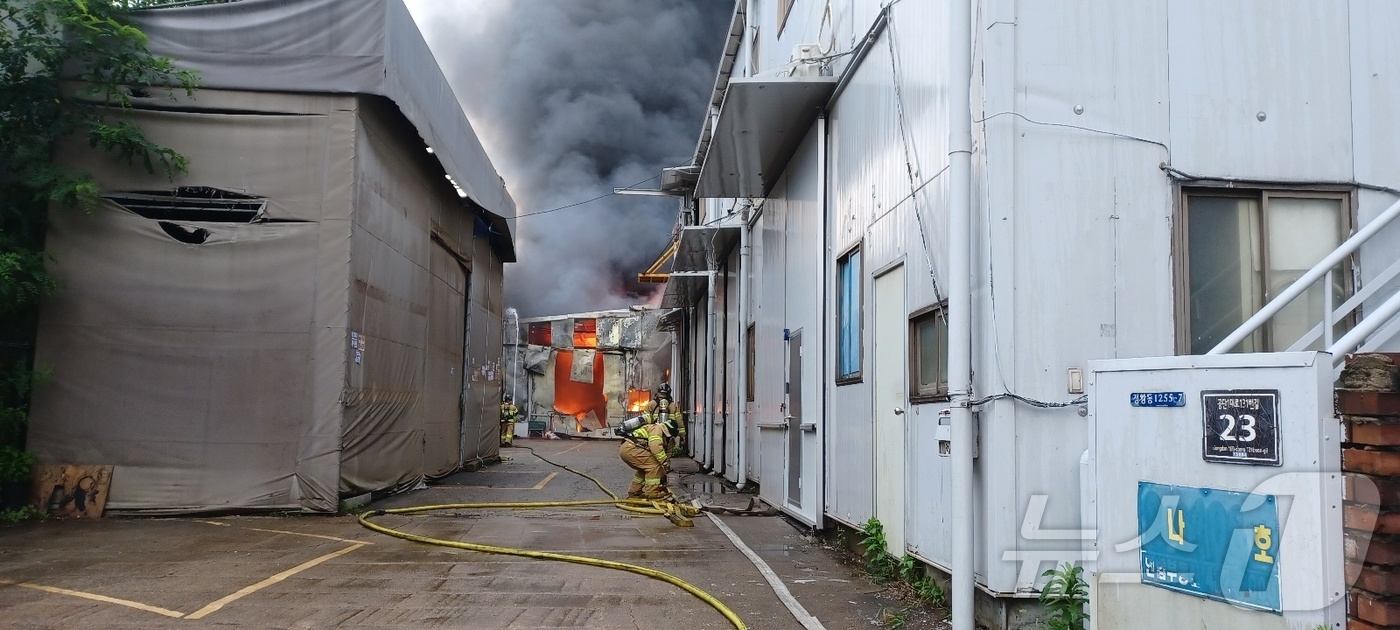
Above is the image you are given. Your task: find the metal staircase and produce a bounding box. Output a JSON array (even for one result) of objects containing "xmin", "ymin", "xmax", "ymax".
[{"xmin": 1208, "ymin": 197, "xmax": 1400, "ymax": 372}]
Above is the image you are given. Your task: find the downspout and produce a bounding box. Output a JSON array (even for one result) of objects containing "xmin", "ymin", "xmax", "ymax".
[
  {"xmin": 735, "ymin": 202, "xmax": 753, "ymax": 489},
  {"xmin": 948, "ymin": 0, "xmax": 976, "ymax": 628},
  {"xmin": 817, "ymin": 113, "xmax": 828, "ymax": 520},
  {"xmin": 704, "ymin": 234, "xmax": 720, "ymax": 471}
]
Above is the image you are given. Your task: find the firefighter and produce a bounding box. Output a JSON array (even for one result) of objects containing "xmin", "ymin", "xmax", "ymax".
[
  {"xmin": 645, "ymin": 399, "xmax": 684, "ymax": 450},
  {"xmin": 619, "ymin": 408, "xmax": 674, "ymax": 499},
  {"xmin": 500, "ymin": 397, "xmax": 519, "ymax": 447}
]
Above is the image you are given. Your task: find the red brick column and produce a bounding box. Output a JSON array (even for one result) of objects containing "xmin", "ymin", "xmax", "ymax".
[{"xmin": 1340, "ymin": 353, "xmax": 1400, "ymax": 629}]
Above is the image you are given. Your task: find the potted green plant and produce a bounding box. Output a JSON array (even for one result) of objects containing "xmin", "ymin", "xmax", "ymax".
[{"xmin": 0, "ymin": 446, "xmax": 35, "ymax": 510}]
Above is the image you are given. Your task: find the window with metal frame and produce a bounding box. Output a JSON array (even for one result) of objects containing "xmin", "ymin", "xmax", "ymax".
[
  {"xmin": 836, "ymin": 245, "xmax": 862, "ymax": 382},
  {"xmin": 1179, "ymin": 188, "xmax": 1352, "ymax": 354},
  {"xmin": 909, "ymin": 303, "xmax": 949, "ymax": 401}
]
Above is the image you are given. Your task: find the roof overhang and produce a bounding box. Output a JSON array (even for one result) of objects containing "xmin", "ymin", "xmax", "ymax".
[
  {"xmin": 694, "ymin": 76, "xmax": 837, "ymax": 199},
  {"xmin": 638, "ymin": 238, "xmax": 679, "ymax": 284},
  {"xmin": 660, "ymin": 223, "xmax": 741, "ymax": 308}
]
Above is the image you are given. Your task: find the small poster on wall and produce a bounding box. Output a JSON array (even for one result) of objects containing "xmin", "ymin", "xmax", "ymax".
[{"xmin": 31, "ymin": 464, "xmax": 114, "ymax": 519}]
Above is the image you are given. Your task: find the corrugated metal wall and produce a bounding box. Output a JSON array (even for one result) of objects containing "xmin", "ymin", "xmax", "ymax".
[{"xmin": 702, "ymin": 0, "xmax": 1400, "ymax": 596}]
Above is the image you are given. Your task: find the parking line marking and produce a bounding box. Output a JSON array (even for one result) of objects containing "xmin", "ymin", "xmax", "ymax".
[
  {"xmin": 0, "ymin": 579, "xmax": 185, "ymax": 618},
  {"xmin": 184, "ymin": 542, "xmax": 366, "ymax": 620},
  {"xmin": 197, "ymin": 520, "xmax": 230, "ymax": 527},
  {"xmin": 243, "ymin": 527, "xmax": 373, "ymax": 545},
  {"xmin": 531, "ymin": 472, "xmax": 558, "ymax": 490},
  {"xmin": 553, "ymin": 442, "xmax": 587, "ymax": 456}
]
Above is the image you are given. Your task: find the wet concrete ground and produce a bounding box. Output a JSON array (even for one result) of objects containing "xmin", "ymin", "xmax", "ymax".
[{"xmin": 0, "ymin": 439, "xmax": 938, "ymax": 629}]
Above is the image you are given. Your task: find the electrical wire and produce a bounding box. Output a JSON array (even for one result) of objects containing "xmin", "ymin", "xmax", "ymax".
[
  {"xmin": 1162, "ymin": 165, "xmax": 1400, "ymax": 196},
  {"xmin": 973, "ymin": 111, "xmax": 1171, "ymax": 157},
  {"xmin": 970, "ymin": 392, "xmax": 1088, "ymax": 409},
  {"xmin": 885, "ymin": 18, "xmax": 948, "ymax": 329},
  {"xmin": 511, "ymin": 174, "xmax": 662, "ymax": 219},
  {"xmin": 357, "ymin": 446, "xmax": 748, "ymax": 630}
]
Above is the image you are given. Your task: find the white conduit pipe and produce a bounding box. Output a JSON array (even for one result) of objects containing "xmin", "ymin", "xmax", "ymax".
[
  {"xmin": 705, "ymin": 251, "xmax": 719, "ymax": 470},
  {"xmin": 948, "ymin": 0, "xmax": 976, "ymax": 628},
  {"xmin": 736, "ymin": 204, "xmax": 752, "ymax": 489}
]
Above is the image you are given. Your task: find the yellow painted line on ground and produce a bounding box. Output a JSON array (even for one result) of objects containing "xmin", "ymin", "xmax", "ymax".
[
  {"xmin": 242, "ymin": 527, "xmax": 372, "ymax": 545},
  {"xmin": 0, "ymin": 578, "xmax": 185, "ymax": 618},
  {"xmin": 531, "ymin": 472, "xmax": 559, "ymax": 490},
  {"xmin": 183, "ymin": 542, "xmax": 366, "ymax": 620}
]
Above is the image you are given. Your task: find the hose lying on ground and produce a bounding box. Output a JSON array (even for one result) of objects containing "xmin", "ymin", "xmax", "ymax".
[{"xmin": 358, "ymin": 446, "xmax": 747, "ymax": 630}]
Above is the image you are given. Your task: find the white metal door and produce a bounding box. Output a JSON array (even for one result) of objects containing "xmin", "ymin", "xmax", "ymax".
[{"xmin": 873, "ymin": 266, "xmax": 906, "ymax": 556}]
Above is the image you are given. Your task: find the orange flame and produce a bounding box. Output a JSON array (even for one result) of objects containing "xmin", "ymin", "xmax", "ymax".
[{"xmin": 627, "ymin": 390, "xmax": 651, "ymax": 413}]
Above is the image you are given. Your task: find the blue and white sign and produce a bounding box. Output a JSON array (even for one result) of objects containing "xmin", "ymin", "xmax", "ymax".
[
  {"xmin": 1137, "ymin": 482, "xmax": 1281, "ymax": 612},
  {"xmin": 1130, "ymin": 392, "xmax": 1185, "ymax": 407}
]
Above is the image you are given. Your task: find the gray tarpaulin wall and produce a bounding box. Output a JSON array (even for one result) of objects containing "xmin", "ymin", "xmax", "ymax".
[{"xmin": 27, "ymin": 0, "xmax": 513, "ymax": 513}]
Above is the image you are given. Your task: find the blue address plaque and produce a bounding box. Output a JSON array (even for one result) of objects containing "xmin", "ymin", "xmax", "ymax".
[
  {"xmin": 1137, "ymin": 482, "xmax": 1281, "ymax": 612},
  {"xmin": 1130, "ymin": 392, "xmax": 1186, "ymax": 407}
]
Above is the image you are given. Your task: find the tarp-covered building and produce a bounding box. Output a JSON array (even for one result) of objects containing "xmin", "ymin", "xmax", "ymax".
[{"xmin": 28, "ymin": 0, "xmax": 515, "ymax": 513}]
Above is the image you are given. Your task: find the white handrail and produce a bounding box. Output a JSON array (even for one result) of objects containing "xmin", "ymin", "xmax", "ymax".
[
  {"xmin": 1209, "ymin": 197, "xmax": 1400, "ymax": 354},
  {"xmin": 1286, "ymin": 256, "xmax": 1400, "ymax": 352},
  {"xmin": 1329, "ymin": 288, "xmax": 1400, "ymax": 357}
]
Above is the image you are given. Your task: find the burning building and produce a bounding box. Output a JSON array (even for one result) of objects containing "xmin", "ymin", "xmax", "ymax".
[{"xmin": 503, "ymin": 308, "xmax": 673, "ymax": 438}]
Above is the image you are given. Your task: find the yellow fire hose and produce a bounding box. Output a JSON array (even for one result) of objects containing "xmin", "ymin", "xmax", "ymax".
[{"xmin": 358, "ymin": 446, "xmax": 747, "ymax": 630}]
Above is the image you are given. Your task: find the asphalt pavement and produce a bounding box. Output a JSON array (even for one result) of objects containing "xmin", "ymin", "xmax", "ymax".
[{"xmin": 0, "ymin": 438, "xmax": 938, "ymax": 629}]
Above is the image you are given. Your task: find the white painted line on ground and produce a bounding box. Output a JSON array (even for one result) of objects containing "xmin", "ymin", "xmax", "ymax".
[{"xmin": 704, "ymin": 512, "xmax": 827, "ymax": 630}]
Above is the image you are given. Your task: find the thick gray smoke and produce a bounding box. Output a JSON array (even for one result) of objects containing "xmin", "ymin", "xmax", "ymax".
[{"xmin": 407, "ymin": 0, "xmax": 733, "ymax": 318}]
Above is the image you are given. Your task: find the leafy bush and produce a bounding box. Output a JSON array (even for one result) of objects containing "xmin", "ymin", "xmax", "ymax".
[
  {"xmin": 861, "ymin": 517, "xmax": 899, "ymax": 582},
  {"xmin": 0, "ymin": 504, "xmax": 44, "ymax": 523},
  {"xmin": 1039, "ymin": 563, "xmax": 1089, "ymax": 630},
  {"xmin": 0, "ymin": 445, "xmax": 35, "ymax": 483}
]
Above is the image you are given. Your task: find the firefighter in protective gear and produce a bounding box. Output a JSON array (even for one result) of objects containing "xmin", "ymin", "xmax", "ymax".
[
  {"xmin": 620, "ymin": 410, "xmax": 674, "ymax": 499},
  {"xmin": 644, "ymin": 399, "xmax": 684, "ymax": 450},
  {"xmin": 500, "ymin": 398, "xmax": 519, "ymax": 447}
]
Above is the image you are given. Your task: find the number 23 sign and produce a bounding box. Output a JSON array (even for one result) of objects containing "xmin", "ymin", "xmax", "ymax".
[{"xmin": 1201, "ymin": 390, "xmax": 1281, "ymax": 466}]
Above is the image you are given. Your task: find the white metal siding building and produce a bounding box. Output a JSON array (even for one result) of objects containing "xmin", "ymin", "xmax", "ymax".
[{"xmin": 665, "ymin": 0, "xmax": 1400, "ymax": 621}]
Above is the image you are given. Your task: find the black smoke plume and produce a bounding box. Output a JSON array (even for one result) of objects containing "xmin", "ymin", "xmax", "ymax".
[{"xmin": 408, "ymin": 0, "xmax": 733, "ymax": 317}]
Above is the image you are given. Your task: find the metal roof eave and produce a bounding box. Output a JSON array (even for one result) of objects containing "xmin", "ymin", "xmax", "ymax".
[
  {"xmin": 694, "ymin": 76, "xmax": 837, "ymax": 199},
  {"xmin": 661, "ymin": 222, "xmax": 742, "ymax": 308}
]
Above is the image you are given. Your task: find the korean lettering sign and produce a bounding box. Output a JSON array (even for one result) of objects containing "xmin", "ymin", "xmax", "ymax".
[
  {"xmin": 1201, "ymin": 390, "xmax": 1281, "ymax": 466},
  {"xmin": 1137, "ymin": 482, "xmax": 1281, "ymax": 612}
]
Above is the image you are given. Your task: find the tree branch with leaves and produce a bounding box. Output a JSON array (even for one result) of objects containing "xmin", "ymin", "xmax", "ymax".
[{"xmin": 0, "ymin": 0, "xmax": 197, "ymax": 482}]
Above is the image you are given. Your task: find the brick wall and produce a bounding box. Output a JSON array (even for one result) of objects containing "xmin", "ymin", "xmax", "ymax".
[{"xmin": 1340, "ymin": 353, "xmax": 1400, "ymax": 629}]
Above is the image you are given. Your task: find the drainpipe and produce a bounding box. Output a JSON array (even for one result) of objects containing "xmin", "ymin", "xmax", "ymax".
[
  {"xmin": 948, "ymin": 0, "xmax": 976, "ymax": 628},
  {"xmin": 735, "ymin": 202, "xmax": 753, "ymax": 489},
  {"xmin": 704, "ymin": 235, "xmax": 720, "ymax": 471}
]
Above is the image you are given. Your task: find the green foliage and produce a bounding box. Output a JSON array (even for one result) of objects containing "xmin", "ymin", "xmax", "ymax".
[
  {"xmin": 0, "ymin": 0, "xmax": 197, "ymax": 465},
  {"xmin": 0, "ymin": 504, "xmax": 44, "ymax": 523},
  {"xmin": 0, "ymin": 360, "xmax": 48, "ymax": 444},
  {"xmin": 0, "ymin": 445, "xmax": 35, "ymax": 482},
  {"xmin": 861, "ymin": 517, "xmax": 900, "ymax": 583},
  {"xmin": 894, "ymin": 551, "xmax": 946, "ymax": 606},
  {"xmin": 883, "ymin": 607, "xmax": 909, "ymax": 629},
  {"xmin": 1039, "ymin": 563, "xmax": 1089, "ymax": 630}
]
